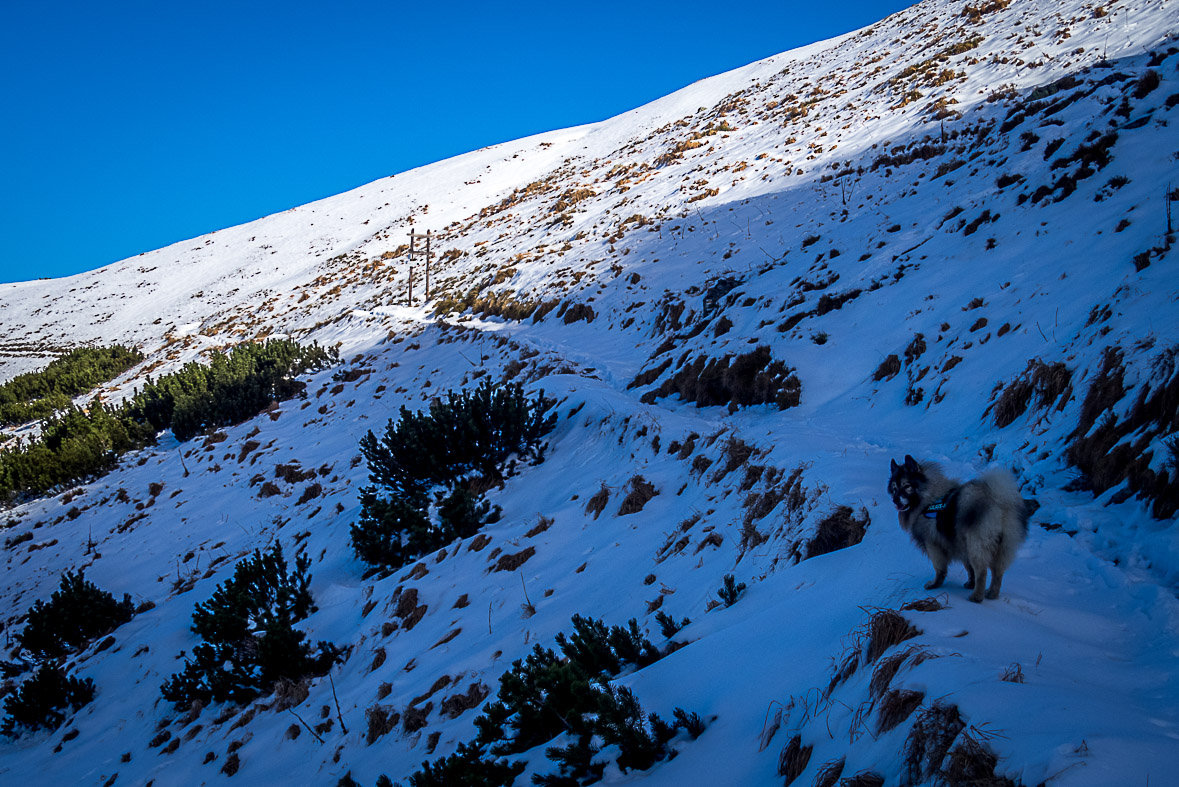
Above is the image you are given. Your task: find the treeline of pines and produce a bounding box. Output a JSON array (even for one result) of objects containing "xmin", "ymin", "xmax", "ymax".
[
  {"xmin": 0, "ymin": 345, "xmax": 143, "ymax": 427},
  {"xmin": 0, "ymin": 339, "xmax": 337, "ymax": 500}
]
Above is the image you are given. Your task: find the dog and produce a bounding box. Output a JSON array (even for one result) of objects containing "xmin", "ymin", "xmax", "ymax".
[{"xmin": 888, "ymin": 455, "xmax": 1028, "ymax": 602}]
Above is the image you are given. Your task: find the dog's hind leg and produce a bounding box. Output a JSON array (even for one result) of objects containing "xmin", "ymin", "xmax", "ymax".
[
  {"xmin": 985, "ymin": 567, "xmax": 1004, "ymax": 600},
  {"xmin": 964, "ymin": 564, "xmax": 976, "ymax": 589},
  {"xmin": 968, "ymin": 558, "xmax": 988, "ymax": 603},
  {"xmin": 924, "ymin": 544, "xmax": 949, "ymax": 590}
]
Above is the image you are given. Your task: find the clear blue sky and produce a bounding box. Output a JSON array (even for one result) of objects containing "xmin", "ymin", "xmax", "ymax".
[{"xmin": 0, "ymin": 0, "xmax": 913, "ymax": 284}]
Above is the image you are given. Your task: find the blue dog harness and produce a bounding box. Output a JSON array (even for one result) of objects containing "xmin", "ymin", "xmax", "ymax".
[{"xmin": 922, "ymin": 497, "xmax": 949, "ymax": 519}]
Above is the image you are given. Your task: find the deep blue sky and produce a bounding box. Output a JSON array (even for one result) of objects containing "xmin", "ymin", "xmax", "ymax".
[{"xmin": 0, "ymin": 1, "xmax": 913, "ymax": 284}]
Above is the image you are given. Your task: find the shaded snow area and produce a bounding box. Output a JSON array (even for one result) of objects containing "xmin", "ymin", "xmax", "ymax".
[{"xmin": 3, "ymin": 0, "xmax": 1179, "ymax": 784}]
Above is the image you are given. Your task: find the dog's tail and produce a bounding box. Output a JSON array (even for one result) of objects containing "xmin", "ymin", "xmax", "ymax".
[{"xmin": 980, "ymin": 467, "xmax": 1029, "ymax": 535}]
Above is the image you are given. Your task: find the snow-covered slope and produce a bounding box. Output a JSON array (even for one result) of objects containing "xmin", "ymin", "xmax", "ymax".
[{"xmin": 2, "ymin": 0, "xmax": 1179, "ymax": 784}]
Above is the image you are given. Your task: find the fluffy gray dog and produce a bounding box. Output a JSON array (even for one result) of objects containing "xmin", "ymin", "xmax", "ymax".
[{"xmin": 888, "ymin": 455, "xmax": 1028, "ymax": 602}]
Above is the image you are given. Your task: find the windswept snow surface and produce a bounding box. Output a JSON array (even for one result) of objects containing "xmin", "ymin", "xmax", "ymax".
[{"xmin": 3, "ymin": 0, "xmax": 1179, "ymax": 785}]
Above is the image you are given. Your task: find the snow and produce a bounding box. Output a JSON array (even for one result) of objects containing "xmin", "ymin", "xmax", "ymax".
[{"xmin": 2, "ymin": 0, "xmax": 1179, "ymax": 784}]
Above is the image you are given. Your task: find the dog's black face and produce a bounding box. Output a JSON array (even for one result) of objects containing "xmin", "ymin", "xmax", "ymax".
[{"xmin": 888, "ymin": 455, "xmax": 925, "ymax": 514}]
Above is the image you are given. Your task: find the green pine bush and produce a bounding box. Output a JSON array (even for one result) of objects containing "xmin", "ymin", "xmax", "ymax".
[
  {"xmin": 717, "ymin": 574, "xmax": 747, "ymax": 607},
  {"xmin": 0, "ymin": 339, "xmax": 336, "ymax": 501},
  {"xmin": 2, "ymin": 664, "xmax": 95, "ymax": 736},
  {"xmin": 399, "ymin": 612, "xmax": 703, "ymax": 787},
  {"xmin": 161, "ymin": 543, "xmax": 338, "ymax": 709},
  {"xmin": 18, "ymin": 570, "xmax": 134, "ymax": 659},
  {"xmin": 405, "ymin": 741, "xmax": 525, "ymax": 787},
  {"xmin": 352, "ymin": 380, "xmax": 554, "ymax": 572},
  {"xmin": 0, "ymin": 345, "xmax": 143, "ymax": 427}
]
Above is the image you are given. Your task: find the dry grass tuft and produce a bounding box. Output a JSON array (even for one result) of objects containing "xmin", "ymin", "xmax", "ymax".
[
  {"xmin": 617, "ymin": 476, "xmax": 658, "ymax": 516},
  {"xmin": 877, "ymin": 689, "xmax": 925, "ymax": 733},
  {"xmin": 365, "ymin": 705, "xmax": 400, "ymax": 745},
  {"xmin": 830, "ymin": 609, "xmax": 922, "ymax": 694},
  {"xmin": 874, "ymin": 354, "xmax": 902, "ymax": 382},
  {"xmin": 900, "ymin": 596, "xmax": 945, "ymax": 612},
  {"xmin": 1000, "ymin": 663, "xmax": 1025, "ymax": 684},
  {"xmin": 805, "ymin": 506, "xmax": 870, "ymax": 559},
  {"xmin": 840, "ymin": 772, "xmax": 884, "ymax": 787},
  {"xmin": 991, "ymin": 359, "xmax": 1073, "ymax": 428},
  {"xmin": 865, "ymin": 609, "xmax": 921, "ymax": 664},
  {"xmin": 585, "ymin": 485, "xmax": 610, "ymax": 519},
  {"xmin": 440, "ymin": 682, "xmax": 490, "ymax": 719},
  {"xmin": 811, "ymin": 758, "xmax": 845, "ymax": 787},
  {"xmin": 777, "ymin": 734, "xmax": 813, "ymax": 786},
  {"xmin": 402, "ymin": 701, "xmax": 433, "ymax": 734},
  {"xmin": 903, "ymin": 703, "xmax": 964, "ymax": 785},
  {"xmin": 942, "ymin": 729, "xmax": 1018, "ymax": 786},
  {"xmin": 493, "ymin": 546, "xmax": 536, "ymax": 572}
]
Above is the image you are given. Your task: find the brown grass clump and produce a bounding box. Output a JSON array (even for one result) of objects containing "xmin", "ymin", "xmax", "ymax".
[
  {"xmin": 493, "ymin": 546, "xmax": 536, "ymax": 572},
  {"xmin": 402, "ymin": 702, "xmax": 433, "ymax": 734},
  {"xmin": 942, "ymin": 729, "xmax": 1019, "ymax": 786},
  {"xmin": 877, "ymin": 689, "xmax": 925, "ymax": 733},
  {"xmin": 713, "ymin": 438, "xmax": 756, "ymax": 481},
  {"xmin": 585, "ymin": 485, "xmax": 610, "ymax": 519},
  {"xmin": 777, "ymin": 734, "xmax": 813, "ymax": 786},
  {"xmin": 365, "ymin": 705, "xmax": 400, "ymax": 745},
  {"xmin": 840, "ymin": 773, "xmax": 884, "ymax": 787},
  {"xmin": 561, "ymin": 303, "xmax": 596, "ymax": 324},
  {"xmin": 440, "ymin": 682, "xmax": 490, "ymax": 719},
  {"xmin": 865, "ymin": 609, "xmax": 920, "ymax": 663},
  {"xmin": 221, "ymin": 752, "xmax": 240, "ymax": 776},
  {"xmin": 646, "ymin": 346, "xmax": 801, "ymax": 410},
  {"xmin": 272, "ymin": 678, "xmax": 310, "ymax": 711},
  {"xmin": 991, "ymin": 359, "xmax": 1073, "ymax": 428},
  {"xmin": 275, "ymin": 463, "xmax": 317, "ymax": 484},
  {"xmin": 831, "ymin": 609, "xmax": 922, "ymax": 693},
  {"xmin": 805, "ymin": 506, "xmax": 870, "ymax": 559},
  {"xmin": 869, "ymin": 650, "xmax": 911, "ymax": 701},
  {"xmin": 393, "ymin": 588, "xmax": 427, "ymax": 631},
  {"xmin": 295, "ymin": 483, "xmax": 322, "ymax": 506},
  {"xmin": 811, "ymin": 758, "xmax": 845, "ymax": 787},
  {"xmin": 1000, "ymin": 662, "xmax": 1025, "ymax": 683},
  {"xmin": 874, "ymin": 354, "xmax": 902, "ymax": 382},
  {"xmin": 900, "ymin": 596, "xmax": 945, "ymax": 612},
  {"xmin": 1068, "ymin": 346, "xmax": 1179, "ymax": 518},
  {"xmin": 617, "ymin": 476, "xmax": 658, "ymax": 516},
  {"xmin": 903, "ymin": 703, "xmax": 964, "ymax": 786}
]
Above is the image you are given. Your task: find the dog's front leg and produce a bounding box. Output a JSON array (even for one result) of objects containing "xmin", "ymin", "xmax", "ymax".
[
  {"xmin": 964, "ymin": 564, "xmax": 975, "ymax": 590},
  {"xmin": 924, "ymin": 544, "xmax": 948, "ymax": 590}
]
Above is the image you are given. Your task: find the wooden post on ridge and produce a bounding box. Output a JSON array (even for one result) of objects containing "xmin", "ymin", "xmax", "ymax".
[{"xmin": 408, "ymin": 228, "xmax": 433, "ymax": 303}]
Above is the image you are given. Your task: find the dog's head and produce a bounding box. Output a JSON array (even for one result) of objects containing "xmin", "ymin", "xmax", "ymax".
[{"xmin": 888, "ymin": 455, "xmax": 925, "ymax": 518}]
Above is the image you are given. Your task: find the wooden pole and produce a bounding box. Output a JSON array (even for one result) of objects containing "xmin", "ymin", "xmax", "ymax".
[
  {"xmin": 425, "ymin": 229, "xmax": 431, "ymax": 300},
  {"xmin": 408, "ymin": 266, "xmax": 413, "ymax": 306}
]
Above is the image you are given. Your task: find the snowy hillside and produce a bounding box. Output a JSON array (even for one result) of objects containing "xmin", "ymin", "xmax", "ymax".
[{"xmin": 2, "ymin": 0, "xmax": 1179, "ymax": 784}]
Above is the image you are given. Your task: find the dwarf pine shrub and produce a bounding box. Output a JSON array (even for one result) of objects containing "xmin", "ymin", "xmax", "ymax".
[
  {"xmin": 0, "ymin": 340, "xmax": 335, "ymax": 501},
  {"xmin": 352, "ymin": 380, "xmax": 554, "ymax": 572},
  {"xmin": 18, "ymin": 570, "xmax": 134, "ymax": 659},
  {"xmin": 655, "ymin": 610, "xmax": 691, "ymax": 639},
  {"xmin": 161, "ymin": 543, "xmax": 337, "ymax": 709},
  {"xmin": 2, "ymin": 664, "xmax": 95, "ymax": 736},
  {"xmin": 0, "ymin": 345, "xmax": 143, "ymax": 427},
  {"xmin": 717, "ymin": 574, "xmax": 747, "ymax": 607},
  {"xmin": 388, "ymin": 613, "xmax": 703, "ymax": 787}
]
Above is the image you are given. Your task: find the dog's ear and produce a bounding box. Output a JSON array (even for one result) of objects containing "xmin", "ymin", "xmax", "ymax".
[
  {"xmin": 890, "ymin": 458, "xmax": 900, "ymax": 474},
  {"xmin": 904, "ymin": 455, "xmax": 920, "ymax": 471}
]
